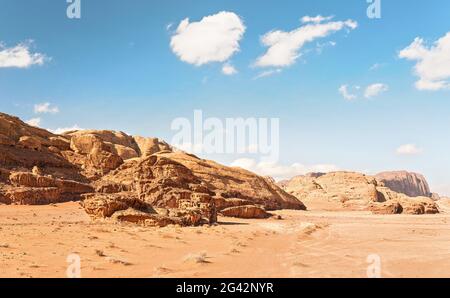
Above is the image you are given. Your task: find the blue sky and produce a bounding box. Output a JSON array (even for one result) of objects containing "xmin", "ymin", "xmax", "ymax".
[{"xmin": 1, "ymin": 0, "xmax": 450, "ymax": 194}]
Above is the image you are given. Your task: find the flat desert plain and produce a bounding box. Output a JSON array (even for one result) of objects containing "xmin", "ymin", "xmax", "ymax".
[{"xmin": 1, "ymin": 199, "xmax": 450, "ymax": 278}]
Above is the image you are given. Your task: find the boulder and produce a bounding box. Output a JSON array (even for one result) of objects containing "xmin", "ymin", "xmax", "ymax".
[
  {"xmin": 220, "ymin": 205, "xmax": 271, "ymax": 219},
  {"xmin": 109, "ymin": 144, "xmax": 139, "ymax": 160},
  {"xmin": 85, "ymin": 148, "xmax": 123, "ymax": 175},
  {"xmin": 369, "ymin": 201, "xmax": 403, "ymax": 215},
  {"xmin": 70, "ymin": 133, "xmax": 104, "ymax": 154},
  {"xmin": 133, "ymin": 136, "xmax": 171, "ymax": 157}
]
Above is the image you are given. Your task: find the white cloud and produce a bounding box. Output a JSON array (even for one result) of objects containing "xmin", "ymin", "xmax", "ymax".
[
  {"xmin": 230, "ymin": 158, "xmax": 339, "ymax": 181},
  {"xmin": 26, "ymin": 118, "xmax": 41, "ymax": 127},
  {"xmin": 316, "ymin": 40, "xmax": 336, "ymax": 54},
  {"xmin": 369, "ymin": 63, "xmax": 385, "ymax": 71},
  {"xmin": 254, "ymin": 17, "xmax": 357, "ymax": 68},
  {"xmin": 396, "ymin": 144, "xmax": 423, "ymax": 155},
  {"xmin": 364, "ymin": 83, "xmax": 389, "ymax": 98},
  {"xmin": 170, "ymin": 11, "xmax": 245, "ymax": 66},
  {"xmin": 50, "ymin": 125, "xmax": 83, "ymax": 135},
  {"xmin": 231, "ymin": 158, "xmax": 257, "ymax": 170},
  {"xmin": 222, "ymin": 63, "xmax": 238, "ymax": 75},
  {"xmin": 301, "ymin": 15, "xmax": 334, "ymax": 24},
  {"xmin": 0, "ymin": 41, "xmax": 47, "ymax": 68},
  {"xmin": 399, "ymin": 32, "xmax": 450, "ymax": 91},
  {"xmin": 253, "ymin": 68, "xmax": 282, "ymax": 80},
  {"xmin": 339, "ymin": 83, "xmax": 389, "ymax": 100},
  {"xmin": 338, "ymin": 84, "xmax": 357, "ymax": 100},
  {"xmin": 172, "ymin": 142, "xmax": 204, "ymax": 154},
  {"xmin": 34, "ymin": 102, "xmax": 59, "ymax": 114}
]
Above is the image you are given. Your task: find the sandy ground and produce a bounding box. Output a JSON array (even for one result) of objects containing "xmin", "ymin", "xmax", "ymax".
[{"xmin": 1, "ymin": 200, "xmax": 450, "ymax": 278}]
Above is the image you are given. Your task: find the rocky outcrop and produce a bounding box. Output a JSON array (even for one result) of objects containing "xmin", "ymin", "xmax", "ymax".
[
  {"xmin": 170, "ymin": 152, "xmax": 304, "ymax": 211},
  {"xmin": 280, "ymin": 171, "xmax": 439, "ymax": 215},
  {"xmin": 375, "ymin": 171, "xmax": 431, "ymax": 198},
  {"xmin": 81, "ymin": 151, "xmax": 305, "ymax": 226},
  {"xmin": 133, "ymin": 136, "xmax": 172, "ymax": 157},
  {"xmin": 81, "ymin": 191, "xmax": 214, "ymax": 227},
  {"xmin": 220, "ymin": 205, "xmax": 271, "ymax": 219},
  {"xmin": 374, "ymin": 186, "xmax": 439, "ymax": 215},
  {"xmin": 0, "ymin": 171, "xmax": 94, "ymax": 205},
  {"xmin": 369, "ymin": 201, "xmax": 403, "ymax": 215},
  {"xmin": 0, "ymin": 112, "xmax": 305, "ymax": 225}
]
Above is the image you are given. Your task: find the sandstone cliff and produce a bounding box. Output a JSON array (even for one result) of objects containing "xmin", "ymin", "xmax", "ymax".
[
  {"xmin": 0, "ymin": 112, "xmax": 305, "ymax": 226},
  {"xmin": 375, "ymin": 171, "xmax": 431, "ymax": 198},
  {"xmin": 279, "ymin": 171, "xmax": 439, "ymax": 215}
]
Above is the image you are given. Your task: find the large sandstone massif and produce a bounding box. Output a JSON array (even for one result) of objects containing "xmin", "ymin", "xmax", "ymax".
[
  {"xmin": 0, "ymin": 113, "xmax": 304, "ymax": 227},
  {"xmin": 279, "ymin": 172, "xmax": 439, "ymax": 215},
  {"xmin": 375, "ymin": 171, "xmax": 432, "ymax": 198}
]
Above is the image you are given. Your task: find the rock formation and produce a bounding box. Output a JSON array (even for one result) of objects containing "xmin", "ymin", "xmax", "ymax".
[
  {"xmin": 375, "ymin": 171, "xmax": 432, "ymax": 198},
  {"xmin": 0, "ymin": 112, "xmax": 305, "ymax": 226},
  {"xmin": 83, "ymin": 150, "xmax": 304, "ymax": 226},
  {"xmin": 279, "ymin": 171, "xmax": 439, "ymax": 215}
]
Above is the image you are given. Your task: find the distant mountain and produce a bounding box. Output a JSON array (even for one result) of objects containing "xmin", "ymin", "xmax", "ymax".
[
  {"xmin": 279, "ymin": 171, "xmax": 439, "ymax": 215},
  {"xmin": 375, "ymin": 171, "xmax": 431, "ymax": 198}
]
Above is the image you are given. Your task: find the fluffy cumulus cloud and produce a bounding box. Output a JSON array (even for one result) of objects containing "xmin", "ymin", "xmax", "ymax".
[
  {"xmin": 254, "ymin": 16, "xmax": 357, "ymax": 68},
  {"xmin": 34, "ymin": 102, "xmax": 59, "ymax": 114},
  {"xmin": 230, "ymin": 158, "xmax": 339, "ymax": 181},
  {"xmin": 338, "ymin": 84, "xmax": 357, "ymax": 100},
  {"xmin": 25, "ymin": 118, "xmax": 41, "ymax": 127},
  {"xmin": 364, "ymin": 83, "xmax": 389, "ymax": 98},
  {"xmin": 0, "ymin": 42, "xmax": 47, "ymax": 68},
  {"xmin": 170, "ymin": 11, "xmax": 245, "ymax": 66},
  {"xmin": 396, "ymin": 144, "xmax": 423, "ymax": 155},
  {"xmin": 221, "ymin": 63, "xmax": 238, "ymax": 75},
  {"xmin": 399, "ymin": 32, "xmax": 450, "ymax": 91}
]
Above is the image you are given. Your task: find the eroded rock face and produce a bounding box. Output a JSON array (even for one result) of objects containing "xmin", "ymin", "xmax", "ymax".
[
  {"xmin": 375, "ymin": 186, "xmax": 438, "ymax": 215},
  {"xmin": 280, "ymin": 171, "xmax": 439, "ymax": 215},
  {"xmin": 375, "ymin": 171, "xmax": 431, "ymax": 198},
  {"xmin": 0, "ymin": 112, "xmax": 304, "ymax": 225},
  {"xmin": 220, "ymin": 205, "xmax": 271, "ymax": 219},
  {"xmin": 169, "ymin": 152, "xmax": 305, "ymax": 211},
  {"xmin": 81, "ymin": 151, "xmax": 305, "ymax": 226},
  {"xmin": 1, "ymin": 171, "xmax": 94, "ymax": 205},
  {"xmin": 133, "ymin": 136, "xmax": 172, "ymax": 157},
  {"xmin": 369, "ymin": 201, "xmax": 403, "ymax": 215}
]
